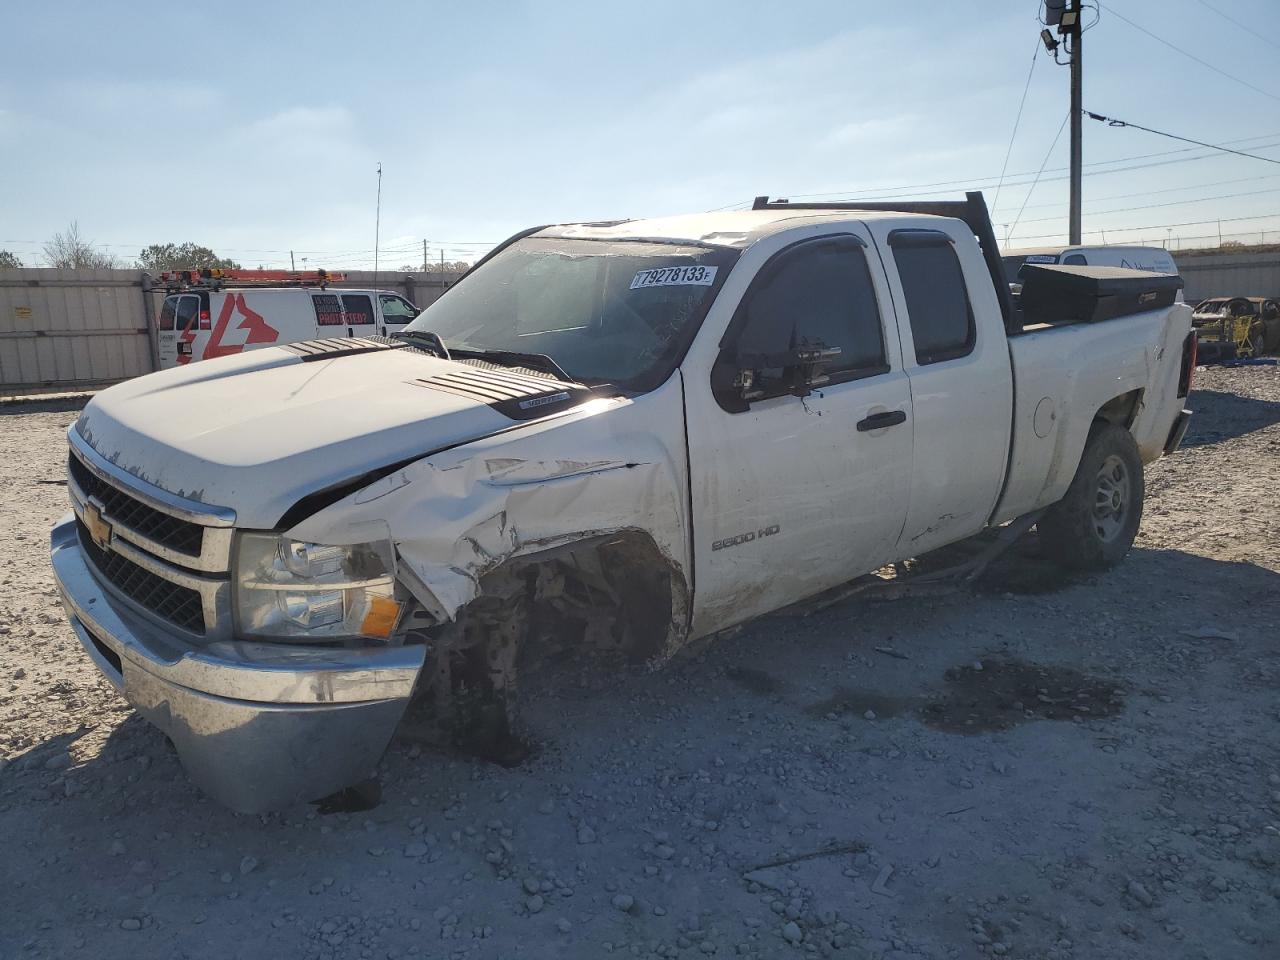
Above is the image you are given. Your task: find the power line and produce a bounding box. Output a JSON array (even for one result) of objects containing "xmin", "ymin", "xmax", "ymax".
[
  {"xmin": 804, "ymin": 140, "xmax": 1280, "ymax": 208},
  {"xmin": 991, "ymin": 39, "xmax": 1041, "ymax": 218},
  {"xmin": 1008, "ymin": 112, "xmax": 1070, "ymax": 238},
  {"xmin": 1015, "ymin": 171, "xmax": 1280, "ymax": 211},
  {"xmin": 1009, "ymin": 210, "xmax": 1280, "ymax": 244},
  {"xmin": 1014, "ymin": 185, "xmax": 1280, "ymax": 225},
  {"xmin": 790, "ymin": 132, "xmax": 1280, "ymax": 199},
  {"xmin": 1086, "ymin": 112, "xmax": 1280, "ymax": 166},
  {"xmin": 1107, "ymin": 5, "xmax": 1280, "ymax": 102},
  {"xmin": 739, "ymin": 133, "xmax": 1280, "ymax": 209},
  {"xmin": 1195, "ymin": 0, "xmax": 1279, "ymax": 49}
]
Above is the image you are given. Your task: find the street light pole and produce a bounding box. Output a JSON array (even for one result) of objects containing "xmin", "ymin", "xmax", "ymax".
[{"xmin": 1068, "ymin": 0, "xmax": 1083, "ymax": 245}]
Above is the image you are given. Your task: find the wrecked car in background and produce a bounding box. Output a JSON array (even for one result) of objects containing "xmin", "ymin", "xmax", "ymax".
[
  {"xmin": 49, "ymin": 194, "xmax": 1195, "ymax": 811},
  {"xmin": 1191, "ymin": 296, "xmax": 1280, "ymax": 361}
]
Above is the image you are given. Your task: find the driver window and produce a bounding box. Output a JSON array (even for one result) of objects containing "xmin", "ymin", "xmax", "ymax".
[
  {"xmin": 378, "ymin": 294, "xmax": 418, "ymax": 324},
  {"xmin": 735, "ymin": 241, "xmax": 887, "ymax": 387}
]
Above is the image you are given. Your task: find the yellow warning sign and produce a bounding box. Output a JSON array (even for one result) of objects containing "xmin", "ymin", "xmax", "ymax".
[{"xmin": 14, "ymin": 306, "xmax": 32, "ymax": 320}]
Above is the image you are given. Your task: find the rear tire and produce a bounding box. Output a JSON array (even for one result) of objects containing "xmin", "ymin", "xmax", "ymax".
[{"xmin": 1039, "ymin": 422, "xmax": 1144, "ymax": 571}]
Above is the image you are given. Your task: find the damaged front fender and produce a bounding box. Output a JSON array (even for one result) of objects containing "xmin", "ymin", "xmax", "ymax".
[{"xmin": 285, "ymin": 379, "xmax": 694, "ymax": 656}]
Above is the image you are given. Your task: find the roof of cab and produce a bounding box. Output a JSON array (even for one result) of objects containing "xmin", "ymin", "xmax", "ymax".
[{"xmin": 535, "ymin": 208, "xmax": 948, "ymax": 250}]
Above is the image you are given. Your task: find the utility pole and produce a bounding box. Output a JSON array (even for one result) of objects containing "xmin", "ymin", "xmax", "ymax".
[
  {"xmin": 373, "ymin": 162, "xmax": 383, "ymax": 290},
  {"xmin": 1067, "ymin": 0, "xmax": 1083, "ymax": 245},
  {"xmin": 290, "ymin": 250, "xmax": 296, "ymax": 271},
  {"xmin": 423, "ymin": 239, "xmax": 428, "ymax": 272}
]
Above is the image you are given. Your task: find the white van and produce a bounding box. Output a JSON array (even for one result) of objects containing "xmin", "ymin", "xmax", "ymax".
[
  {"xmin": 154, "ymin": 271, "xmax": 421, "ymax": 369},
  {"xmin": 1002, "ymin": 245, "xmax": 1179, "ymax": 277},
  {"xmin": 1002, "ymin": 245, "xmax": 1181, "ymax": 302}
]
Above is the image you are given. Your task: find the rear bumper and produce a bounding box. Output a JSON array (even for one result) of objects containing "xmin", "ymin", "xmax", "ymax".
[
  {"xmin": 50, "ymin": 515, "xmax": 425, "ymax": 812},
  {"xmin": 1164, "ymin": 408, "xmax": 1192, "ymax": 456}
]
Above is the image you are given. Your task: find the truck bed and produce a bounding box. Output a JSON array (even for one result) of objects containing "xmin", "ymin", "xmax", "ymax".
[{"xmin": 993, "ymin": 302, "xmax": 1193, "ymax": 524}]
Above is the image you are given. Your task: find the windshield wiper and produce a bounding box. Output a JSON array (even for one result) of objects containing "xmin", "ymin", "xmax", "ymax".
[
  {"xmin": 391, "ymin": 330, "xmax": 451, "ymax": 359},
  {"xmin": 450, "ymin": 348, "xmax": 573, "ymax": 383}
]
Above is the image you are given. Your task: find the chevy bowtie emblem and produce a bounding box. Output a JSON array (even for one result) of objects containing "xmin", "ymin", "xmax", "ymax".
[{"xmin": 83, "ymin": 502, "xmax": 113, "ymax": 550}]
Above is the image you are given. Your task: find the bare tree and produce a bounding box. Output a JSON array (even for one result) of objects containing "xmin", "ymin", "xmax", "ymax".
[{"xmin": 42, "ymin": 222, "xmax": 119, "ymax": 269}]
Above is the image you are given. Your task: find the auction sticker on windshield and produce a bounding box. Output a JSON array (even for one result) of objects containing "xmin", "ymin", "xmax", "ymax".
[{"xmin": 630, "ymin": 265, "xmax": 718, "ymax": 289}]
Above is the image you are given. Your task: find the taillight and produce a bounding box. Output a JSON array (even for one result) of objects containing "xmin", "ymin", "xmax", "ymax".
[
  {"xmin": 199, "ymin": 309, "xmax": 210, "ymax": 321},
  {"xmin": 1178, "ymin": 331, "xmax": 1197, "ymax": 398}
]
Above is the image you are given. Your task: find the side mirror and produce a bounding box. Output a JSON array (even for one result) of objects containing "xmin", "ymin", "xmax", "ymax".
[{"xmin": 711, "ymin": 343, "xmax": 842, "ymax": 413}]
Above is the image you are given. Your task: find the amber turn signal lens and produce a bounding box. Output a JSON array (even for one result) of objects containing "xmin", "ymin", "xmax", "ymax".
[{"xmin": 360, "ymin": 596, "xmax": 403, "ymax": 639}]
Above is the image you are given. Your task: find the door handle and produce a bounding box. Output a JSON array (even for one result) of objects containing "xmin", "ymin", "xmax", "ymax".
[{"xmin": 856, "ymin": 409, "xmax": 907, "ymax": 432}]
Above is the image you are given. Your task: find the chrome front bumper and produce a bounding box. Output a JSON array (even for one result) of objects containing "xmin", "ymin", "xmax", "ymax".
[{"xmin": 50, "ymin": 515, "xmax": 426, "ymax": 812}]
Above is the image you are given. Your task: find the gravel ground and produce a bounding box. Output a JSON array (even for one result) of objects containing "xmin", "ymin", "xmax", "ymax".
[{"xmin": 1, "ymin": 367, "xmax": 1278, "ymax": 960}]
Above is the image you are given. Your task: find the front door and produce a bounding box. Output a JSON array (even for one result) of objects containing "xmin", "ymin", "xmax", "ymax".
[
  {"xmin": 686, "ymin": 228, "xmax": 914, "ymax": 636},
  {"xmin": 378, "ymin": 293, "xmax": 420, "ymax": 337},
  {"xmin": 173, "ymin": 294, "xmax": 202, "ymax": 365}
]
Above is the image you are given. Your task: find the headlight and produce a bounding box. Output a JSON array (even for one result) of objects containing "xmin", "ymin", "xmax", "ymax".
[{"xmin": 234, "ymin": 533, "xmax": 404, "ymax": 642}]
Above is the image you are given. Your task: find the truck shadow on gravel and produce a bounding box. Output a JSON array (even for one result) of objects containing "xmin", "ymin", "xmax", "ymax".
[{"xmin": 1178, "ymin": 388, "xmax": 1280, "ymax": 448}]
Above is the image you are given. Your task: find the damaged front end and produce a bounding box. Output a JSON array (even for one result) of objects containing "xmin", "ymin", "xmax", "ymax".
[
  {"xmin": 284, "ymin": 383, "xmax": 693, "ymax": 765},
  {"xmin": 51, "ymin": 378, "xmax": 693, "ymax": 811}
]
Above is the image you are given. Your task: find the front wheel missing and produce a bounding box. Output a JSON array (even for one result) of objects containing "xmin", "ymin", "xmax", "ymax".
[{"xmin": 407, "ymin": 532, "xmax": 685, "ymax": 768}]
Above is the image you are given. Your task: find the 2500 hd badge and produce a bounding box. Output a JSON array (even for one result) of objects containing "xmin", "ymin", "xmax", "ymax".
[{"xmin": 712, "ymin": 524, "xmax": 781, "ymax": 552}]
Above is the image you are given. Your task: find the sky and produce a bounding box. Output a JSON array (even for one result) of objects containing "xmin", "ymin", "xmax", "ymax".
[{"xmin": 2, "ymin": 0, "xmax": 1279, "ymax": 269}]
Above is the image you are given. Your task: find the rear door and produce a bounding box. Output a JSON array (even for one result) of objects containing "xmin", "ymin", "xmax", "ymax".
[
  {"xmin": 686, "ymin": 226, "xmax": 914, "ymax": 635},
  {"xmin": 340, "ymin": 292, "xmax": 376, "ymax": 338},
  {"xmin": 875, "ymin": 225, "xmax": 1013, "ymax": 554}
]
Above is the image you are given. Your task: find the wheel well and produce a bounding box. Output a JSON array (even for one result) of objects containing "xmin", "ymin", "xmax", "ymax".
[
  {"xmin": 420, "ymin": 529, "xmax": 691, "ymax": 731},
  {"xmin": 1093, "ymin": 389, "xmax": 1142, "ymax": 429}
]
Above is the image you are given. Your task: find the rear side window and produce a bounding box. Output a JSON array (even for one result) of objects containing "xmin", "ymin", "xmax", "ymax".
[
  {"xmin": 159, "ymin": 296, "xmax": 178, "ymax": 331},
  {"xmin": 892, "ymin": 235, "xmax": 975, "ymax": 365},
  {"xmin": 735, "ymin": 239, "xmax": 887, "ymax": 381},
  {"xmin": 1062, "ymin": 253, "xmax": 1087, "ymax": 265},
  {"xmin": 341, "ymin": 294, "xmax": 374, "ymax": 325},
  {"xmin": 313, "ymin": 294, "xmax": 343, "ymax": 326}
]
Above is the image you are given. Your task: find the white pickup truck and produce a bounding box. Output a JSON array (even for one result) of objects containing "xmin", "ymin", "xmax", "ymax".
[{"xmin": 50, "ymin": 194, "xmax": 1196, "ymax": 811}]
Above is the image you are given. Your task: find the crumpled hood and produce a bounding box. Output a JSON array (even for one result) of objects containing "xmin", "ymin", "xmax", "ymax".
[{"xmin": 75, "ymin": 346, "xmax": 522, "ymax": 528}]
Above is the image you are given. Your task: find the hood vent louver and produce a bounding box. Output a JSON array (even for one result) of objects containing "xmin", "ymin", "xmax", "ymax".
[
  {"xmin": 284, "ymin": 337, "xmax": 399, "ymax": 361},
  {"xmin": 410, "ymin": 367, "xmax": 599, "ymax": 421}
]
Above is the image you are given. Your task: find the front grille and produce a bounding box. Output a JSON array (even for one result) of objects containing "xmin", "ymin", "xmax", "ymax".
[
  {"xmin": 76, "ymin": 518, "xmax": 206, "ymax": 634},
  {"xmin": 68, "ymin": 455, "xmax": 204, "ymax": 558}
]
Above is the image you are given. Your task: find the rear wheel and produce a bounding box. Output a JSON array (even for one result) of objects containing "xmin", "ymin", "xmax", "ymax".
[{"xmin": 1039, "ymin": 423, "xmax": 1144, "ymax": 571}]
